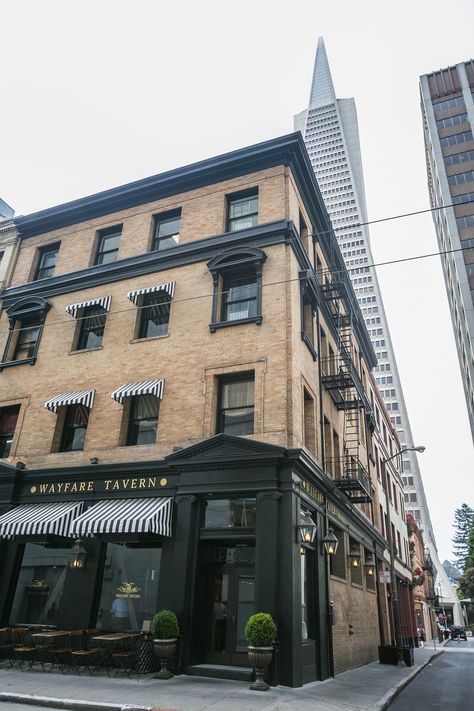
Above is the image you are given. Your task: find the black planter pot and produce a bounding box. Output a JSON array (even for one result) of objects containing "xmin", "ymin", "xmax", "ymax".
[
  {"xmin": 248, "ymin": 646, "xmax": 273, "ymax": 691},
  {"xmin": 153, "ymin": 638, "xmax": 177, "ymax": 679},
  {"xmin": 378, "ymin": 645, "xmax": 401, "ymax": 665}
]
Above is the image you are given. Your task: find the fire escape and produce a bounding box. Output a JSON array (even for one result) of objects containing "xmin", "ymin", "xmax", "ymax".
[{"xmin": 320, "ymin": 273, "xmax": 373, "ymax": 504}]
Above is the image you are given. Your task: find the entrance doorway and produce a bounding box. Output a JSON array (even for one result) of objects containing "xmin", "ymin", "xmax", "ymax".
[{"xmin": 201, "ymin": 544, "xmax": 255, "ymax": 666}]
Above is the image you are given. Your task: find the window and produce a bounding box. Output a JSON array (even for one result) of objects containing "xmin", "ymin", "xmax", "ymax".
[
  {"xmin": 13, "ymin": 314, "xmax": 42, "ymax": 360},
  {"xmin": 227, "ymin": 191, "xmax": 258, "ymax": 232},
  {"xmin": 300, "ymin": 547, "xmax": 316, "ymax": 639},
  {"xmin": 95, "ymin": 226, "xmax": 121, "ymax": 265},
  {"xmin": 152, "ymin": 211, "xmax": 181, "ymax": 251},
  {"xmin": 221, "ymin": 273, "xmax": 257, "ymax": 322},
  {"xmin": 208, "ymin": 248, "xmax": 266, "ymax": 331},
  {"xmin": 350, "ymin": 539, "xmax": 362, "ymax": 586},
  {"xmin": 364, "ymin": 549, "xmax": 376, "ymax": 591},
  {"xmin": 329, "ymin": 528, "xmax": 346, "ymax": 579},
  {"xmin": 138, "ymin": 293, "xmax": 170, "ymax": 339},
  {"xmin": 59, "ymin": 404, "xmax": 90, "ymax": 451},
  {"xmin": 2, "ymin": 297, "xmax": 50, "ymax": 367},
  {"xmin": 0, "ymin": 406, "xmax": 20, "ymax": 457},
  {"xmin": 127, "ymin": 395, "xmax": 160, "ymax": 446},
  {"xmin": 35, "ymin": 243, "xmax": 60, "ymax": 280},
  {"xmin": 217, "ymin": 374, "xmax": 254, "ymax": 436},
  {"xmin": 75, "ymin": 306, "xmax": 107, "ymax": 350},
  {"xmin": 204, "ymin": 499, "xmax": 256, "ymax": 528},
  {"xmin": 303, "ymin": 389, "xmax": 316, "ymax": 455}
]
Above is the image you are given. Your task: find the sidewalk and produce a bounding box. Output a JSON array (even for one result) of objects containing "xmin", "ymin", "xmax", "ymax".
[{"xmin": 0, "ymin": 643, "xmax": 444, "ymax": 711}]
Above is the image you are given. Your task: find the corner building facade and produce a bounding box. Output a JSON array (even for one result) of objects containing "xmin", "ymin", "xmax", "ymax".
[{"xmin": 0, "ymin": 134, "xmax": 386, "ymax": 685}]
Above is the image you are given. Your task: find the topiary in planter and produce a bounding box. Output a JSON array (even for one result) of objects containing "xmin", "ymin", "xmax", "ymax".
[
  {"xmin": 151, "ymin": 609, "xmax": 179, "ymax": 639},
  {"xmin": 245, "ymin": 613, "xmax": 277, "ymax": 647},
  {"xmin": 245, "ymin": 613, "xmax": 277, "ymax": 691},
  {"xmin": 151, "ymin": 610, "xmax": 179, "ymax": 680}
]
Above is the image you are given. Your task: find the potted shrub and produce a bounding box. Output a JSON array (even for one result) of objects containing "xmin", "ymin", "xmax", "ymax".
[
  {"xmin": 245, "ymin": 612, "xmax": 277, "ymax": 691},
  {"xmin": 151, "ymin": 609, "xmax": 179, "ymax": 679}
]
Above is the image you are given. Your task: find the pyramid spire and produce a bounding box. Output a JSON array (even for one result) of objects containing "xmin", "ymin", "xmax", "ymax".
[{"xmin": 309, "ymin": 37, "xmax": 336, "ymax": 106}]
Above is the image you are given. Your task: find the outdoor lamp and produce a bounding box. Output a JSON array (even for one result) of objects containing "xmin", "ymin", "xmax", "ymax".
[
  {"xmin": 297, "ymin": 510, "xmax": 317, "ymax": 544},
  {"xmin": 322, "ymin": 527, "xmax": 339, "ymax": 555},
  {"xmin": 364, "ymin": 552, "xmax": 375, "ymax": 577},
  {"xmin": 69, "ymin": 539, "xmax": 87, "ymax": 570},
  {"xmin": 348, "ymin": 543, "xmax": 361, "ymax": 568}
]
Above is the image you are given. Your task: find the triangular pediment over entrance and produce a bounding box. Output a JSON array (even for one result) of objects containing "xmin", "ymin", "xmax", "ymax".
[{"xmin": 165, "ymin": 434, "xmax": 286, "ymax": 463}]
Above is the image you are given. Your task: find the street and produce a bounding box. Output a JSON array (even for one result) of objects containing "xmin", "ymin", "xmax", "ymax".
[{"xmin": 390, "ymin": 638, "xmax": 474, "ymax": 709}]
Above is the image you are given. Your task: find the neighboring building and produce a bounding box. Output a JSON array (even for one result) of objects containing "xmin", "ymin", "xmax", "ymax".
[
  {"xmin": 420, "ymin": 61, "xmax": 474, "ymax": 441},
  {"xmin": 294, "ymin": 36, "xmax": 462, "ymax": 623},
  {"xmin": 0, "ymin": 134, "xmax": 387, "ymax": 685},
  {"xmin": 0, "ymin": 199, "xmax": 19, "ymax": 294},
  {"xmin": 407, "ymin": 514, "xmax": 437, "ymax": 642},
  {"xmin": 368, "ymin": 374, "xmax": 416, "ymax": 647}
]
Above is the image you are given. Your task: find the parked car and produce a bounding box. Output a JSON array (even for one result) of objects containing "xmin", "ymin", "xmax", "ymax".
[{"xmin": 450, "ymin": 625, "xmax": 467, "ymax": 640}]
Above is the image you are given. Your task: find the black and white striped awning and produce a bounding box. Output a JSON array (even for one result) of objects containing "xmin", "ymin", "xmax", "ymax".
[
  {"xmin": 44, "ymin": 388, "xmax": 95, "ymax": 413},
  {"xmin": 110, "ymin": 379, "xmax": 164, "ymax": 405},
  {"xmin": 0, "ymin": 501, "xmax": 85, "ymax": 539},
  {"xmin": 70, "ymin": 497, "xmax": 172, "ymax": 537},
  {"xmin": 127, "ymin": 282, "xmax": 175, "ymax": 305},
  {"xmin": 65, "ymin": 296, "xmax": 111, "ymax": 319}
]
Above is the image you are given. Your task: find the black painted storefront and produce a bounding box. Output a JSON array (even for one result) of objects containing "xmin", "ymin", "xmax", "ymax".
[{"xmin": 0, "ymin": 434, "xmax": 383, "ymax": 687}]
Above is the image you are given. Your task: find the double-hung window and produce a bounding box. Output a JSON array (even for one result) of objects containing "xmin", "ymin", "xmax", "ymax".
[
  {"xmin": 35, "ymin": 244, "xmax": 60, "ymax": 280},
  {"xmin": 138, "ymin": 293, "xmax": 170, "ymax": 339},
  {"xmin": 208, "ymin": 248, "xmax": 266, "ymax": 332},
  {"xmin": 221, "ymin": 273, "xmax": 257, "ymax": 322},
  {"xmin": 13, "ymin": 315, "xmax": 42, "ymax": 360},
  {"xmin": 1, "ymin": 298, "xmax": 50, "ymax": 367},
  {"xmin": 0, "ymin": 406, "xmax": 20, "ymax": 457},
  {"xmin": 127, "ymin": 395, "xmax": 160, "ymax": 446},
  {"xmin": 76, "ymin": 306, "xmax": 107, "ymax": 350},
  {"xmin": 152, "ymin": 211, "xmax": 181, "ymax": 251},
  {"xmin": 227, "ymin": 191, "xmax": 258, "ymax": 232},
  {"xmin": 60, "ymin": 404, "xmax": 90, "ymax": 452},
  {"xmin": 217, "ymin": 374, "xmax": 254, "ymax": 436},
  {"xmin": 95, "ymin": 226, "xmax": 121, "ymax": 265}
]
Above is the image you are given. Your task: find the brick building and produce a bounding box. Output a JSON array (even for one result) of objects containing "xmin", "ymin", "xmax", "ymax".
[{"xmin": 0, "ymin": 134, "xmax": 387, "ymax": 685}]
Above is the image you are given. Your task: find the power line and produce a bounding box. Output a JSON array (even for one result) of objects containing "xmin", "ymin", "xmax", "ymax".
[{"xmin": 0, "ymin": 241, "xmax": 471, "ymax": 339}]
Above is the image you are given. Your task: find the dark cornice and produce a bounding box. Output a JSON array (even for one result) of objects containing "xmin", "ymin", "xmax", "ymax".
[{"xmin": 14, "ymin": 133, "xmax": 327, "ymax": 239}]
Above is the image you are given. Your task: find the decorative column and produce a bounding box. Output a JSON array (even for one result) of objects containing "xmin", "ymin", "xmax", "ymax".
[{"xmin": 255, "ymin": 491, "xmax": 281, "ymax": 615}]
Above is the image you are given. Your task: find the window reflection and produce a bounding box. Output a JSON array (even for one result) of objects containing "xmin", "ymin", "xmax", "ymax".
[{"xmin": 204, "ymin": 499, "xmax": 257, "ymax": 528}]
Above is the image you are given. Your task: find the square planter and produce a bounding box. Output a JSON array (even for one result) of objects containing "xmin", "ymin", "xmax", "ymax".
[{"xmin": 378, "ymin": 645, "xmax": 401, "ymax": 665}]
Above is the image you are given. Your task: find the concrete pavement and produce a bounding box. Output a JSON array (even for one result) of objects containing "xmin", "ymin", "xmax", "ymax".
[{"xmin": 0, "ymin": 643, "xmax": 445, "ymax": 711}]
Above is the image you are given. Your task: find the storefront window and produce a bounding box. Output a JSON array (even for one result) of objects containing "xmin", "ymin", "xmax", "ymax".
[
  {"xmin": 300, "ymin": 549, "xmax": 315, "ymax": 640},
  {"xmin": 9, "ymin": 543, "xmax": 70, "ymax": 625},
  {"xmin": 204, "ymin": 498, "xmax": 257, "ymax": 528},
  {"xmin": 96, "ymin": 544, "xmax": 161, "ymax": 632}
]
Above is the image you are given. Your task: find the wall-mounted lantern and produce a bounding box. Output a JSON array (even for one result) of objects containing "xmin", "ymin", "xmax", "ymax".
[
  {"xmin": 322, "ymin": 527, "xmax": 339, "ymax": 556},
  {"xmin": 348, "ymin": 542, "xmax": 361, "ymax": 568},
  {"xmin": 364, "ymin": 552, "xmax": 375, "ymax": 577},
  {"xmin": 297, "ymin": 510, "xmax": 317, "ymax": 544}
]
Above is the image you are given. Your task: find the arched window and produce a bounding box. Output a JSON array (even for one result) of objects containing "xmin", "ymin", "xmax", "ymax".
[
  {"xmin": 207, "ymin": 248, "xmax": 266, "ymax": 332},
  {"xmin": 1, "ymin": 296, "xmax": 50, "ymax": 368}
]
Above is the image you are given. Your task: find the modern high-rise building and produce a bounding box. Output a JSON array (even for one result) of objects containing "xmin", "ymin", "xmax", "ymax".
[
  {"xmin": 295, "ymin": 37, "xmax": 461, "ymax": 622},
  {"xmin": 420, "ymin": 61, "xmax": 474, "ymax": 442}
]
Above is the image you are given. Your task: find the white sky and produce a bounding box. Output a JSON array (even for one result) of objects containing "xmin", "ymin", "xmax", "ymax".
[{"xmin": 1, "ymin": 0, "xmax": 473, "ymax": 563}]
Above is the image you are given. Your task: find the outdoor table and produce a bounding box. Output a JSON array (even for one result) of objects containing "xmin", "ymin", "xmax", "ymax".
[
  {"xmin": 31, "ymin": 630, "xmax": 69, "ymax": 639},
  {"xmin": 92, "ymin": 632, "xmax": 142, "ymax": 674}
]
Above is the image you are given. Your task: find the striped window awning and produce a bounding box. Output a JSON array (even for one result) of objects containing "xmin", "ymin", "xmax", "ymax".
[
  {"xmin": 110, "ymin": 379, "xmax": 164, "ymax": 405},
  {"xmin": 0, "ymin": 501, "xmax": 85, "ymax": 539},
  {"xmin": 127, "ymin": 282, "xmax": 175, "ymax": 305},
  {"xmin": 65, "ymin": 296, "xmax": 111, "ymax": 319},
  {"xmin": 70, "ymin": 497, "xmax": 172, "ymax": 538},
  {"xmin": 44, "ymin": 388, "xmax": 95, "ymax": 413}
]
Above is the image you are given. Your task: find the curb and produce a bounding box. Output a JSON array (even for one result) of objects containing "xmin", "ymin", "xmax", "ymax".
[
  {"xmin": 373, "ymin": 650, "xmax": 444, "ymax": 711},
  {"xmin": 0, "ymin": 694, "xmax": 177, "ymax": 711}
]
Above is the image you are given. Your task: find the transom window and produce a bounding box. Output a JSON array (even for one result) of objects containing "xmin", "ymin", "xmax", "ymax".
[
  {"xmin": 60, "ymin": 404, "xmax": 90, "ymax": 452},
  {"xmin": 76, "ymin": 306, "xmax": 107, "ymax": 351},
  {"xmin": 217, "ymin": 374, "xmax": 254, "ymax": 436},
  {"xmin": 95, "ymin": 226, "xmax": 122, "ymax": 265},
  {"xmin": 152, "ymin": 212, "xmax": 181, "ymax": 251},
  {"xmin": 35, "ymin": 244, "xmax": 60, "ymax": 281},
  {"xmin": 227, "ymin": 192, "xmax": 258, "ymax": 232},
  {"xmin": 127, "ymin": 395, "xmax": 160, "ymax": 446},
  {"xmin": 138, "ymin": 293, "xmax": 170, "ymax": 339},
  {"xmin": 0, "ymin": 406, "xmax": 20, "ymax": 458},
  {"xmin": 221, "ymin": 272, "xmax": 257, "ymax": 322}
]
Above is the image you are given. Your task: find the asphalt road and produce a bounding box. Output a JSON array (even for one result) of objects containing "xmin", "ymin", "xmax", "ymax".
[{"xmin": 390, "ymin": 638, "xmax": 474, "ymax": 709}]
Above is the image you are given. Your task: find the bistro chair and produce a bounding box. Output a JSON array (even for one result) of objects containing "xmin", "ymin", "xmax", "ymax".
[
  {"xmin": 110, "ymin": 634, "xmax": 142, "ymax": 680},
  {"xmin": 12, "ymin": 628, "xmax": 37, "ymax": 672},
  {"xmin": 48, "ymin": 630, "xmax": 82, "ymax": 674},
  {"xmin": 70, "ymin": 630, "xmax": 100, "ymax": 676},
  {"xmin": 0, "ymin": 628, "xmax": 13, "ymax": 667}
]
